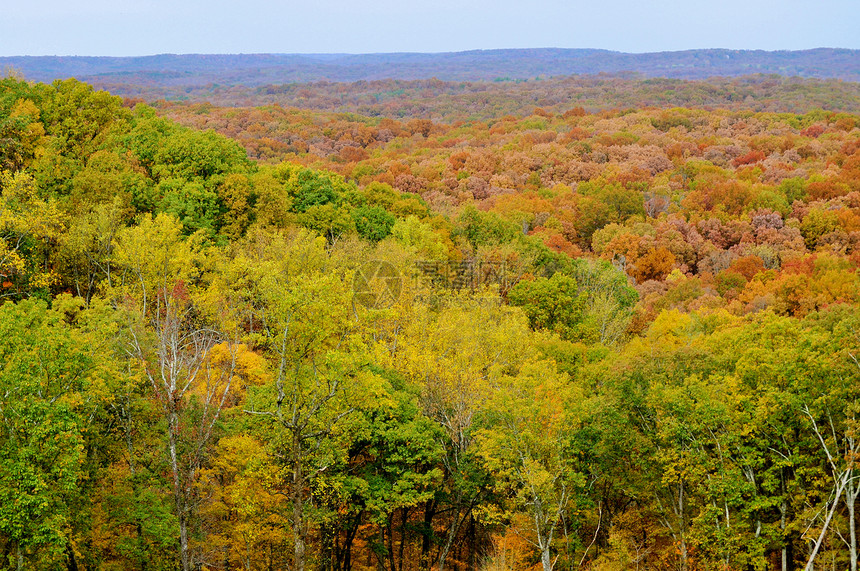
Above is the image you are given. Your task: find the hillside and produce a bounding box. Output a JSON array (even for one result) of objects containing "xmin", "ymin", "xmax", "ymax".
[
  {"xmin": 4, "ymin": 48, "xmax": 859, "ymax": 87},
  {"xmin": 2, "ymin": 68, "xmax": 860, "ymax": 571},
  {"xmin": 142, "ymin": 75, "xmax": 860, "ymax": 122}
]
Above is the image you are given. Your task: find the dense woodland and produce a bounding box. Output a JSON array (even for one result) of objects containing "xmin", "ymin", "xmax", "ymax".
[
  {"xmin": 4, "ymin": 48, "xmax": 860, "ymax": 86},
  {"xmin": 1, "ymin": 72, "xmax": 860, "ymax": 571},
  {"xmin": 127, "ymin": 75, "xmax": 860, "ymax": 122}
]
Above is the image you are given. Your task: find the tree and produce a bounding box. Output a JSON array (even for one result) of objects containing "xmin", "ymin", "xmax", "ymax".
[
  {"xmin": 569, "ymin": 258, "xmax": 638, "ymax": 345},
  {"xmin": 0, "ymin": 170, "xmax": 65, "ymax": 298},
  {"xmin": 631, "ymin": 247, "xmax": 676, "ymax": 283},
  {"xmin": 0, "ymin": 98, "xmax": 45, "ymax": 172},
  {"xmin": 396, "ymin": 296, "xmax": 534, "ymax": 571},
  {"xmin": 352, "ymin": 205, "xmax": 396, "ymax": 243},
  {"xmin": 338, "ymin": 370, "xmax": 444, "ymax": 571},
  {"xmin": 794, "ymin": 310, "xmax": 860, "ymax": 571},
  {"xmin": 227, "ymin": 229, "xmax": 379, "ymax": 571},
  {"xmin": 0, "ymin": 297, "xmax": 111, "ymax": 569},
  {"xmin": 477, "ymin": 360, "xmax": 586, "ymax": 571},
  {"xmin": 157, "ymin": 178, "xmax": 222, "ymax": 236},
  {"xmin": 112, "ymin": 213, "xmax": 239, "ymax": 571},
  {"xmin": 508, "ymin": 274, "xmax": 590, "ymax": 342}
]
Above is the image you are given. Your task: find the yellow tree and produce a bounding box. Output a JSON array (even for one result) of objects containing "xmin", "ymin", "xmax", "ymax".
[
  {"xmin": 219, "ymin": 228, "xmax": 382, "ymax": 571},
  {"xmin": 476, "ymin": 359, "xmax": 586, "ymax": 571},
  {"xmin": 395, "ymin": 293, "xmax": 534, "ymax": 571},
  {"xmin": 0, "ymin": 170, "xmax": 64, "ymax": 297},
  {"xmin": 111, "ymin": 213, "xmax": 239, "ymax": 571}
]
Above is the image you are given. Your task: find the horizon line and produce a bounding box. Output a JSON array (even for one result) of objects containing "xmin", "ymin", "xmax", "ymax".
[{"xmin": 2, "ymin": 46, "xmax": 858, "ymax": 59}]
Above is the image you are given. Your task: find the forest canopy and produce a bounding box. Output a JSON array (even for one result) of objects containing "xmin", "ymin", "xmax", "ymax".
[{"xmin": 1, "ymin": 72, "xmax": 860, "ymax": 571}]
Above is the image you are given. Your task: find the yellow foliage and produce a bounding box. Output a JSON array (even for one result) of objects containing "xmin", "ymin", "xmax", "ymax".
[{"xmin": 0, "ymin": 170, "xmax": 65, "ymax": 289}]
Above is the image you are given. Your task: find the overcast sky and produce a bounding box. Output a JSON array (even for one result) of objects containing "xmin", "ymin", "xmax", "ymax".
[{"xmin": 1, "ymin": 0, "xmax": 857, "ymax": 56}]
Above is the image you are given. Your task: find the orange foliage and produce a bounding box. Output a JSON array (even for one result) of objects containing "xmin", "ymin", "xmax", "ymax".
[
  {"xmin": 729, "ymin": 255, "xmax": 766, "ymax": 280},
  {"xmin": 731, "ymin": 150, "xmax": 766, "ymax": 167},
  {"xmin": 633, "ymin": 247, "xmax": 676, "ymax": 283},
  {"xmin": 542, "ymin": 233, "xmax": 582, "ymax": 257}
]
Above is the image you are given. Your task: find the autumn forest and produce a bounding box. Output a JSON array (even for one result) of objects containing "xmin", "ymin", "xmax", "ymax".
[{"xmin": 1, "ymin": 62, "xmax": 860, "ymax": 571}]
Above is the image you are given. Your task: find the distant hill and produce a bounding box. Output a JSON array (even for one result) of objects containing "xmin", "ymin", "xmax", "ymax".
[{"xmin": 3, "ymin": 48, "xmax": 860, "ymax": 86}]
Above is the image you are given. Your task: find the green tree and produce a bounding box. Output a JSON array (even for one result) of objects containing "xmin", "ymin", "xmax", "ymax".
[
  {"xmin": 457, "ymin": 205, "xmax": 519, "ymax": 250},
  {"xmin": 352, "ymin": 205, "xmax": 396, "ymax": 243},
  {"xmin": 334, "ymin": 369, "xmax": 444, "ymax": 571},
  {"xmin": 0, "ymin": 297, "xmax": 110, "ymax": 569},
  {"xmin": 157, "ymin": 178, "xmax": 222, "ymax": 236},
  {"xmin": 508, "ymin": 274, "xmax": 590, "ymax": 342},
  {"xmin": 223, "ymin": 229, "xmax": 379, "ymax": 571}
]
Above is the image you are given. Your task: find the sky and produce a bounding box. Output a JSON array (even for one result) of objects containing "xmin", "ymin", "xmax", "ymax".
[{"xmin": 1, "ymin": 0, "xmax": 858, "ymax": 57}]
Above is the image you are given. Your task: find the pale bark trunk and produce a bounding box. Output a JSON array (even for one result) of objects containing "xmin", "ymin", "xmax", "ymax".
[
  {"xmin": 804, "ymin": 472, "xmax": 848, "ymax": 571},
  {"xmin": 679, "ymin": 538, "xmax": 688, "ymax": 571},
  {"xmin": 847, "ymin": 479, "xmax": 857, "ymax": 571},
  {"xmin": 293, "ymin": 495, "xmax": 305, "ymax": 571},
  {"xmin": 780, "ymin": 500, "xmax": 788, "ymax": 571},
  {"xmin": 292, "ymin": 431, "xmax": 306, "ymax": 571},
  {"xmin": 169, "ymin": 409, "xmax": 191, "ymax": 571},
  {"xmin": 677, "ymin": 479, "xmax": 688, "ymax": 571},
  {"xmin": 540, "ymin": 546, "xmax": 552, "ymax": 571}
]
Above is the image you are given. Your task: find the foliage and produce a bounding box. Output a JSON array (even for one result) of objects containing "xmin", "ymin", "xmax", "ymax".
[{"xmin": 1, "ymin": 72, "xmax": 860, "ymax": 571}]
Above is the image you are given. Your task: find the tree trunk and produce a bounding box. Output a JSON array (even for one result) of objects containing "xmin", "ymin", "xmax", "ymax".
[
  {"xmin": 65, "ymin": 537, "xmax": 79, "ymax": 570},
  {"xmin": 387, "ymin": 516, "xmax": 395, "ymax": 571},
  {"xmin": 420, "ymin": 500, "xmax": 435, "ymax": 571},
  {"xmin": 677, "ymin": 479, "xmax": 688, "ymax": 571},
  {"xmin": 535, "ymin": 504, "xmax": 554, "ymax": 571},
  {"xmin": 780, "ymin": 500, "xmax": 788, "ymax": 571},
  {"xmin": 169, "ymin": 409, "xmax": 191, "ymax": 571},
  {"xmin": 847, "ymin": 478, "xmax": 857, "ymax": 571},
  {"xmin": 293, "ymin": 494, "xmax": 306, "ymax": 571},
  {"xmin": 339, "ymin": 513, "xmax": 360, "ymax": 571},
  {"xmin": 679, "ymin": 538, "xmax": 688, "ymax": 571},
  {"xmin": 438, "ymin": 501, "xmax": 469, "ymax": 571},
  {"xmin": 540, "ymin": 546, "xmax": 552, "ymax": 571},
  {"xmin": 398, "ymin": 509, "xmax": 408, "ymax": 571},
  {"xmin": 467, "ymin": 515, "xmax": 476, "ymax": 571},
  {"xmin": 804, "ymin": 472, "xmax": 848, "ymax": 571},
  {"xmin": 292, "ymin": 437, "xmax": 306, "ymax": 571}
]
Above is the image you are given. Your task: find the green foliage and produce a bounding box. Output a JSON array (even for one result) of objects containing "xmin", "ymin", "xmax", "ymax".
[
  {"xmin": 800, "ymin": 207, "xmax": 839, "ymax": 248},
  {"xmin": 567, "ymin": 258, "xmax": 638, "ymax": 344},
  {"xmin": 279, "ymin": 165, "xmax": 353, "ymax": 213},
  {"xmin": 508, "ymin": 274, "xmax": 590, "ymax": 342},
  {"xmin": 779, "ymin": 177, "xmax": 808, "ymax": 203},
  {"xmin": 352, "ymin": 204, "xmax": 395, "ymax": 242},
  {"xmin": 347, "ymin": 371, "xmax": 444, "ymax": 526},
  {"xmin": 390, "ymin": 215, "xmax": 448, "ymax": 259},
  {"xmin": 0, "ymin": 298, "xmax": 106, "ymax": 564},
  {"xmin": 457, "ymin": 205, "xmax": 519, "ymax": 249},
  {"xmin": 578, "ymin": 181, "xmax": 646, "ymax": 222},
  {"xmin": 70, "ymin": 150, "xmax": 148, "ymax": 210},
  {"xmin": 150, "ymin": 128, "xmax": 250, "ymax": 182},
  {"xmin": 157, "ymin": 178, "xmax": 222, "ymax": 236},
  {"xmin": 39, "ymin": 79, "xmax": 124, "ymax": 158},
  {"xmin": 297, "ymin": 203, "xmax": 355, "ymax": 241},
  {"xmin": 650, "ymin": 114, "xmax": 693, "ymax": 132}
]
